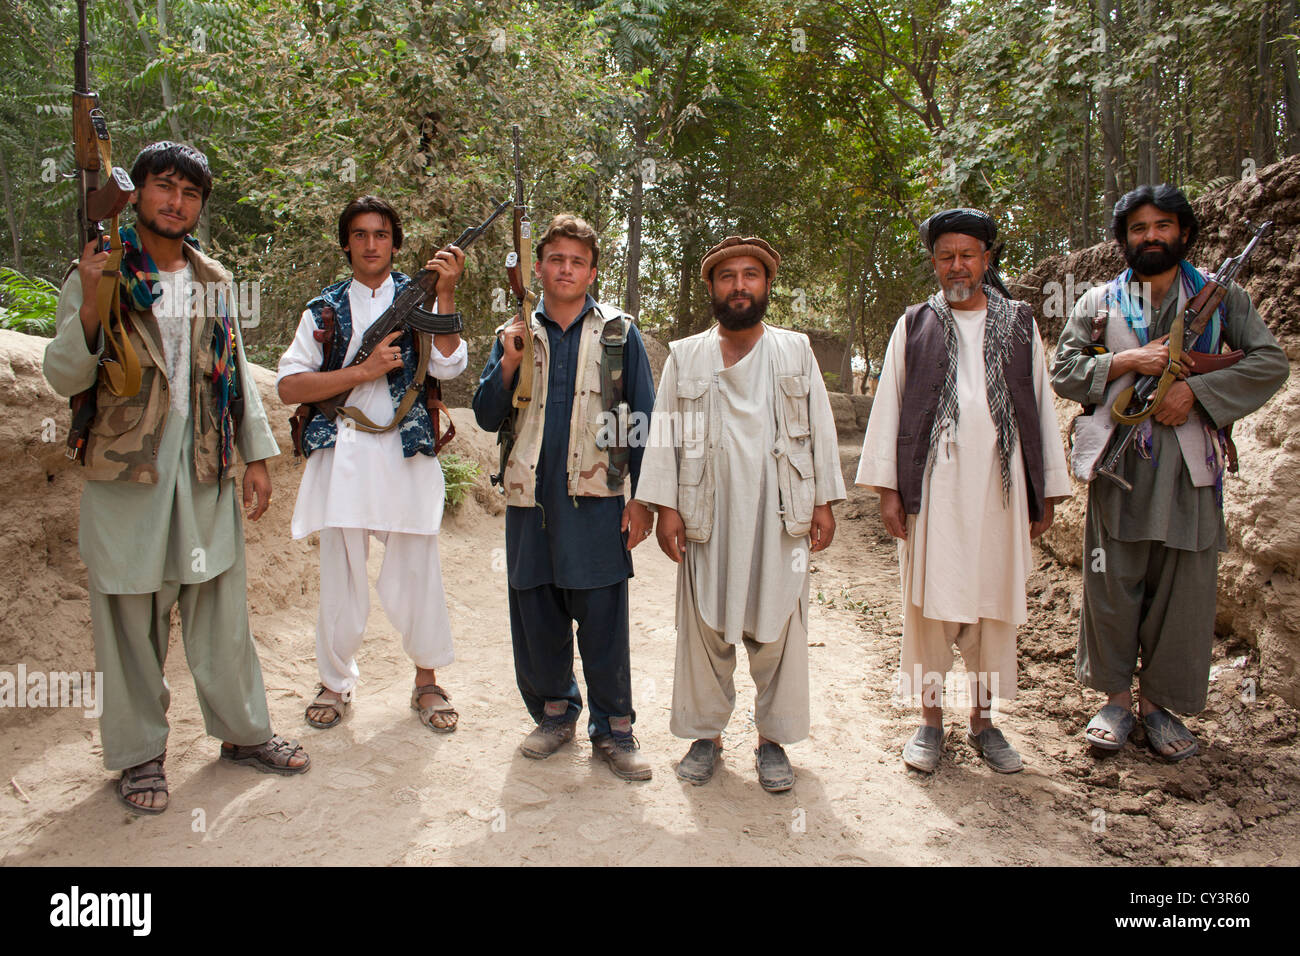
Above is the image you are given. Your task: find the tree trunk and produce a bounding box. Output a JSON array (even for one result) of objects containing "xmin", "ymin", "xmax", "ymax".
[
  {"xmin": 838, "ymin": 248, "xmax": 855, "ymax": 393},
  {"xmin": 623, "ymin": 119, "xmax": 646, "ymax": 319},
  {"xmin": 1083, "ymin": 89, "xmax": 1093, "ymax": 243},
  {"xmin": 1097, "ymin": 0, "xmax": 1124, "ymax": 209},
  {"xmin": 0, "ymin": 151, "xmax": 22, "ymax": 270},
  {"xmin": 1282, "ymin": 0, "xmax": 1300, "ymax": 156},
  {"xmin": 1254, "ymin": 6, "xmax": 1278, "ymax": 167}
]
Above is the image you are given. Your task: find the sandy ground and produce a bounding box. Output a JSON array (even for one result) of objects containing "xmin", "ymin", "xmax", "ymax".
[{"xmin": 2, "ymin": 433, "xmax": 1299, "ymax": 867}]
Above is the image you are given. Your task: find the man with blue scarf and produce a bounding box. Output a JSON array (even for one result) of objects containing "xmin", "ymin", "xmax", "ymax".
[
  {"xmin": 1052, "ymin": 185, "xmax": 1287, "ymax": 761},
  {"xmin": 44, "ymin": 142, "xmax": 310, "ymax": 814}
]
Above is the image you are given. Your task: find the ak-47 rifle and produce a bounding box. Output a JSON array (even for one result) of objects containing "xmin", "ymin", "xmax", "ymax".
[
  {"xmin": 66, "ymin": 0, "xmax": 137, "ymax": 463},
  {"xmin": 491, "ymin": 124, "xmax": 537, "ymax": 490},
  {"xmin": 1095, "ymin": 220, "xmax": 1273, "ymax": 490},
  {"xmin": 289, "ymin": 198, "xmax": 511, "ymax": 455}
]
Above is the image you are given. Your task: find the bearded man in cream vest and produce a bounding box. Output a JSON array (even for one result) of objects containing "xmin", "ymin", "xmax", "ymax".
[{"xmin": 633, "ymin": 236, "xmax": 845, "ymax": 793}]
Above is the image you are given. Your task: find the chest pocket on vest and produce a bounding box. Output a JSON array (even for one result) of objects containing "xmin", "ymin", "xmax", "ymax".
[
  {"xmin": 778, "ymin": 374, "xmax": 811, "ymax": 440},
  {"xmin": 90, "ymin": 368, "xmax": 154, "ymax": 437},
  {"xmin": 676, "ymin": 378, "xmax": 711, "ymax": 443},
  {"xmin": 674, "ymin": 378, "xmax": 712, "ymax": 534}
]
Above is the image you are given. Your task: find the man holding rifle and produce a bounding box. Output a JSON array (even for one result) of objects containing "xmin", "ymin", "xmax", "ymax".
[
  {"xmin": 44, "ymin": 142, "xmax": 310, "ymax": 813},
  {"xmin": 1051, "ymin": 185, "xmax": 1287, "ymax": 761},
  {"xmin": 277, "ymin": 196, "xmax": 468, "ymax": 734},
  {"xmin": 472, "ymin": 213, "xmax": 657, "ymax": 781}
]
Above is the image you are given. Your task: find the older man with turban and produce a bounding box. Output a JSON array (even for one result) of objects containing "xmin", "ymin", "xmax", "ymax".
[{"xmin": 856, "ymin": 209, "xmax": 1072, "ymax": 774}]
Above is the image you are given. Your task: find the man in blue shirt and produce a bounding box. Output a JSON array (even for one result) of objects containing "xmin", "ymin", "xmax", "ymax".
[{"xmin": 473, "ymin": 213, "xmax": 656, "ymax": 781}]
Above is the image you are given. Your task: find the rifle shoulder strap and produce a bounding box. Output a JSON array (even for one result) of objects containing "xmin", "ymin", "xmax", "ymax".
[
  {"xmin": 338, "ymin": 331, "xmax": 431, "ymax": 434},
  {"xmin": 599, "ymin": 310, "xmax": 631, "ymax": 490}
]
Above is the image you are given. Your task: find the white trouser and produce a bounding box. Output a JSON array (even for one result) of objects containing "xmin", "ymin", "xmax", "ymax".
[{"xmin": 316, "ymin": 527, "xmax": 454, "ymax": 694}]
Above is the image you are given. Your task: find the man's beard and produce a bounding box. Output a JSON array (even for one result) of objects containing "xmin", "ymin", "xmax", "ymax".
[
  {"xmin": 712, "ymin": 290, "xmax": 768, "ymax": 330},
  {"xmin": 941, "ymin": 279, "xmax": 978, "ymax": 304},
  {"xmin": 1124, "ymin": 236, "xmax": 1185, "ymax": 276},
  {"xmin": 136, "ymin": 208, "xmax": 194, "ymax": 241}
]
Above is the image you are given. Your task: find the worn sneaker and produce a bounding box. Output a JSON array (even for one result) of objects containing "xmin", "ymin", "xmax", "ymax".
[
  {"xmin": 675, "ymin": 739, "xmax": 720, "ymax": 785},
  {"xmin": 592, "ymin": 732, "xmax": 652, "ymax": 781},
  {"xmin": 754, "ymin": 741, "xmax": 794, "ymax": 793},
  {"xmin": 520, "ymin": 715, "xmax": 576, "ymax": 759}
]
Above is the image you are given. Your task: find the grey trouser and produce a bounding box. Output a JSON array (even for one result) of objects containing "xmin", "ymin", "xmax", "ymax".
[
  {"xmin": 90, "ymin": 560, "xmax": 272, "ymax": 771},
  {"xmin": 1077, "ymin": 502, "xmax": 1219, "ymax": 714}
]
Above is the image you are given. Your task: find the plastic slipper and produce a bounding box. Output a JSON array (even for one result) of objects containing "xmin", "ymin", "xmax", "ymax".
[
  {"xmin": 1142, "ymin": 708, "xmax": 1199, "ymax": 762},
  {"xmin": 1084, "ymin": 704, "xmax": 1136, "ymax": 751}
]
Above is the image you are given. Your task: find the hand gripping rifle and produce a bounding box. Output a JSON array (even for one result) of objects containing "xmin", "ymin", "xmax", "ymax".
[
  {"xmin": 66, "ymin": 0, "xmax": 138, "ymax": 462},
  {"xmin": 489, "ymin": 125, "xmax": 537, "ymax": 490},
  {"xmin": 289, "ymin": 198, "xmax": 511, "ymax": 455},
  {"xmin": 1095, "ymin": 220, "xmax": 1273, "ymax": 490}
]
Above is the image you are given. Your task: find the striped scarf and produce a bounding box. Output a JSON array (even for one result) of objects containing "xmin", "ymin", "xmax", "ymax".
[
  {"xmin": 926, "ymin": 285, "xmax": 1029, "ymax": 506},
  {"xmin": 119, "ymin": 225, "xmax": 239, "ymax": 478}
]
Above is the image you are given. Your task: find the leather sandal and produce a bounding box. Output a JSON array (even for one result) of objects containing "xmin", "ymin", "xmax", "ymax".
[
  {"xmin": 305, "ymin": 684, "xmax": 349, "ymax": 730},
  {"xmin": 220, "ymin": 734, "xmax": 311, "ymax": 775},
  {"xmin": 117, "ymin": 751, "xmax": 168, "ymax": 815},
  {"xmin": 411, "ymin": 683, "xmax": 458, "ymax": 733}
]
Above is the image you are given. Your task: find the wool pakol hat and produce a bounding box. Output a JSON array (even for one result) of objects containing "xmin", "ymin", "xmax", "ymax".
[{"xmin": 700, "ymin": 236, "xmax": 781, "ymax": 283}]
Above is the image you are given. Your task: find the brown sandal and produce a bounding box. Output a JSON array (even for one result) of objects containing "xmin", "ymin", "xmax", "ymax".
[
  {"xmin": 117, "ymin": 752, "xmax": 168, "ymax": 814},
  {"xmin": 411, "ymin": 683, "xmax": 458, "ymax": 733},
  {"xmin": 305, "ymin": 684, "xmax": 349, "ymax": 729},
  {"xmin": 220, "ymin": 734, "xmax": 311, "ymax": 775}
]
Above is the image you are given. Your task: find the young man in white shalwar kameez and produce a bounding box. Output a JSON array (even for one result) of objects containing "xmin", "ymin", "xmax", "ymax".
[
  {"xmin": 856, "ymin": 209, "xmax": 1071, "ymax": 774},
  {"xmin": 634, "ymin": 236, "xmax": 845, "ymax": 792},
  {"xmin": 278, "ymin": 196, "xmax": 468, "ymax": 734}
]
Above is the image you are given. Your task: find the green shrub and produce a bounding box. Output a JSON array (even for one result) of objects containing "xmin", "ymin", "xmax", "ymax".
[
  {"xmin": 440, "ymin": 452, "xmax": 480, "ymax": 509},
  {"xmin": 0, "ymin": 268, "xmax": 59, "ymax": 336}
]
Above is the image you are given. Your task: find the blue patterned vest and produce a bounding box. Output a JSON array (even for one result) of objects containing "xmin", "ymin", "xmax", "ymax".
[{"xmin": 299, "ymin": 272, "xmax": 440, "ymax": 459}]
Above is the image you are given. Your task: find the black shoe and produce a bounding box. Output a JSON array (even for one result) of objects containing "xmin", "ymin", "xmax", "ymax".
[
  {"xmin": 754, "ymin": 741, "xmax": 794, "ymax": 792},
  {"xmin": 676, "ymin": 739, "xmax": 720, "ymax": 785}
]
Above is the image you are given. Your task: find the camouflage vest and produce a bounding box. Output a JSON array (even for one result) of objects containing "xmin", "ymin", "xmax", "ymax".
[
  {"xmin": 81, "ymin": 244, "xmax": 241, "ymax": 484},
  {"xmin": 298, "ymin": 273, "xmax": 441, "ymax": 459},
  {"xmin": 500, "ymin": 301, "xmax": 632, "ymax": 507}
]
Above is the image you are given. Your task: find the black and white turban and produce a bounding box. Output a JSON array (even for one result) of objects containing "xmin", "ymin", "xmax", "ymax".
[
  {"xmin": 918, "ymin": 207, "xmax": 998, "ymax": 252},
  {"xmin": 919, "ymin": 207, "xmax": 1010, "ymax": 297}
]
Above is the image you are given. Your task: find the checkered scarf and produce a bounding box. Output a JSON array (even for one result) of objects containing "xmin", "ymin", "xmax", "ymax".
[{"xmin": 926, "ymin": 285, "xmax": 1030, "ymax": 505}]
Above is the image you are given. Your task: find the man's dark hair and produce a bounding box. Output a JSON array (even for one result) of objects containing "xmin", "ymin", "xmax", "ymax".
[
  {"xmin": 1111, "ymin": 184, "xmax": 1199, "ymax": 249},
  {"xmin": 129, "ymin": 142, "xmax": 213, "ymax": 204},
  {"xmin": 338, "ymin": 196, "xmax": 404, "ymax": 262}
]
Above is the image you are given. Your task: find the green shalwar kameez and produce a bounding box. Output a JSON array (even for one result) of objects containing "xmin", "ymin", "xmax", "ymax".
[
  {"xmin": 44, "ymin": 270, "xmax": 280, "ymax": 770},
  {"xmin": 1051, "ymin": 279, "xmax": 1288, "ymax": 713}
]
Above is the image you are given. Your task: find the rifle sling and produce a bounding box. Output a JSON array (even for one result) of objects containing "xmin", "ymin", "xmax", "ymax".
[
  {"xmin": 1110, "ymin": 312, "xmax": 1185, "ymax": 427},
  {"xmin": 338, "ymin": 331, "xmax": 433, "ymax": 434}
]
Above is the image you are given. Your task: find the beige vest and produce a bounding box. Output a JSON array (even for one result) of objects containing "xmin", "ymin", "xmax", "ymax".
[
  {"xmin": 665, "ymin": 324, "xmax": 819, "ymax": 542},
  {"xmin": 500, "ymin": 301, "xmax": 632, "ymax": 507}
]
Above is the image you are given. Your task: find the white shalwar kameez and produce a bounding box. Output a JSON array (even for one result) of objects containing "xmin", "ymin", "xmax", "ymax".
[
  {"xmin": 277, "ymin": 276, "xmax": 468, "ymax": 694},
  {"xmin": 856, "ymin": 308, "xmax": 1070, "ymax": 707}
]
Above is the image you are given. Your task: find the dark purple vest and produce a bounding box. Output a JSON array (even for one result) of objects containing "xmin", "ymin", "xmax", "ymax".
[{"xmin": 896, "ymin": 301, "xmax": 1046, "ymax": 522}]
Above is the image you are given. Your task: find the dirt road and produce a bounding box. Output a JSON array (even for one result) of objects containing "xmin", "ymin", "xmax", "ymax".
[{"xmin": 2, "ymin": 438, "xmax": 1298, "ymax": 867}]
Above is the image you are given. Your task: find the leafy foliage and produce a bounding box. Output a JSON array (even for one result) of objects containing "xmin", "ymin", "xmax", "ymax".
[{"xmin": 0, "ymin": 266, "xmax": 58, "ymax": 335}]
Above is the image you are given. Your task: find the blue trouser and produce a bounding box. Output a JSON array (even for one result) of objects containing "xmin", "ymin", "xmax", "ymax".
[{"xmin": 508, "ymin": 580, "xmax": 634, "ymax": 738}]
